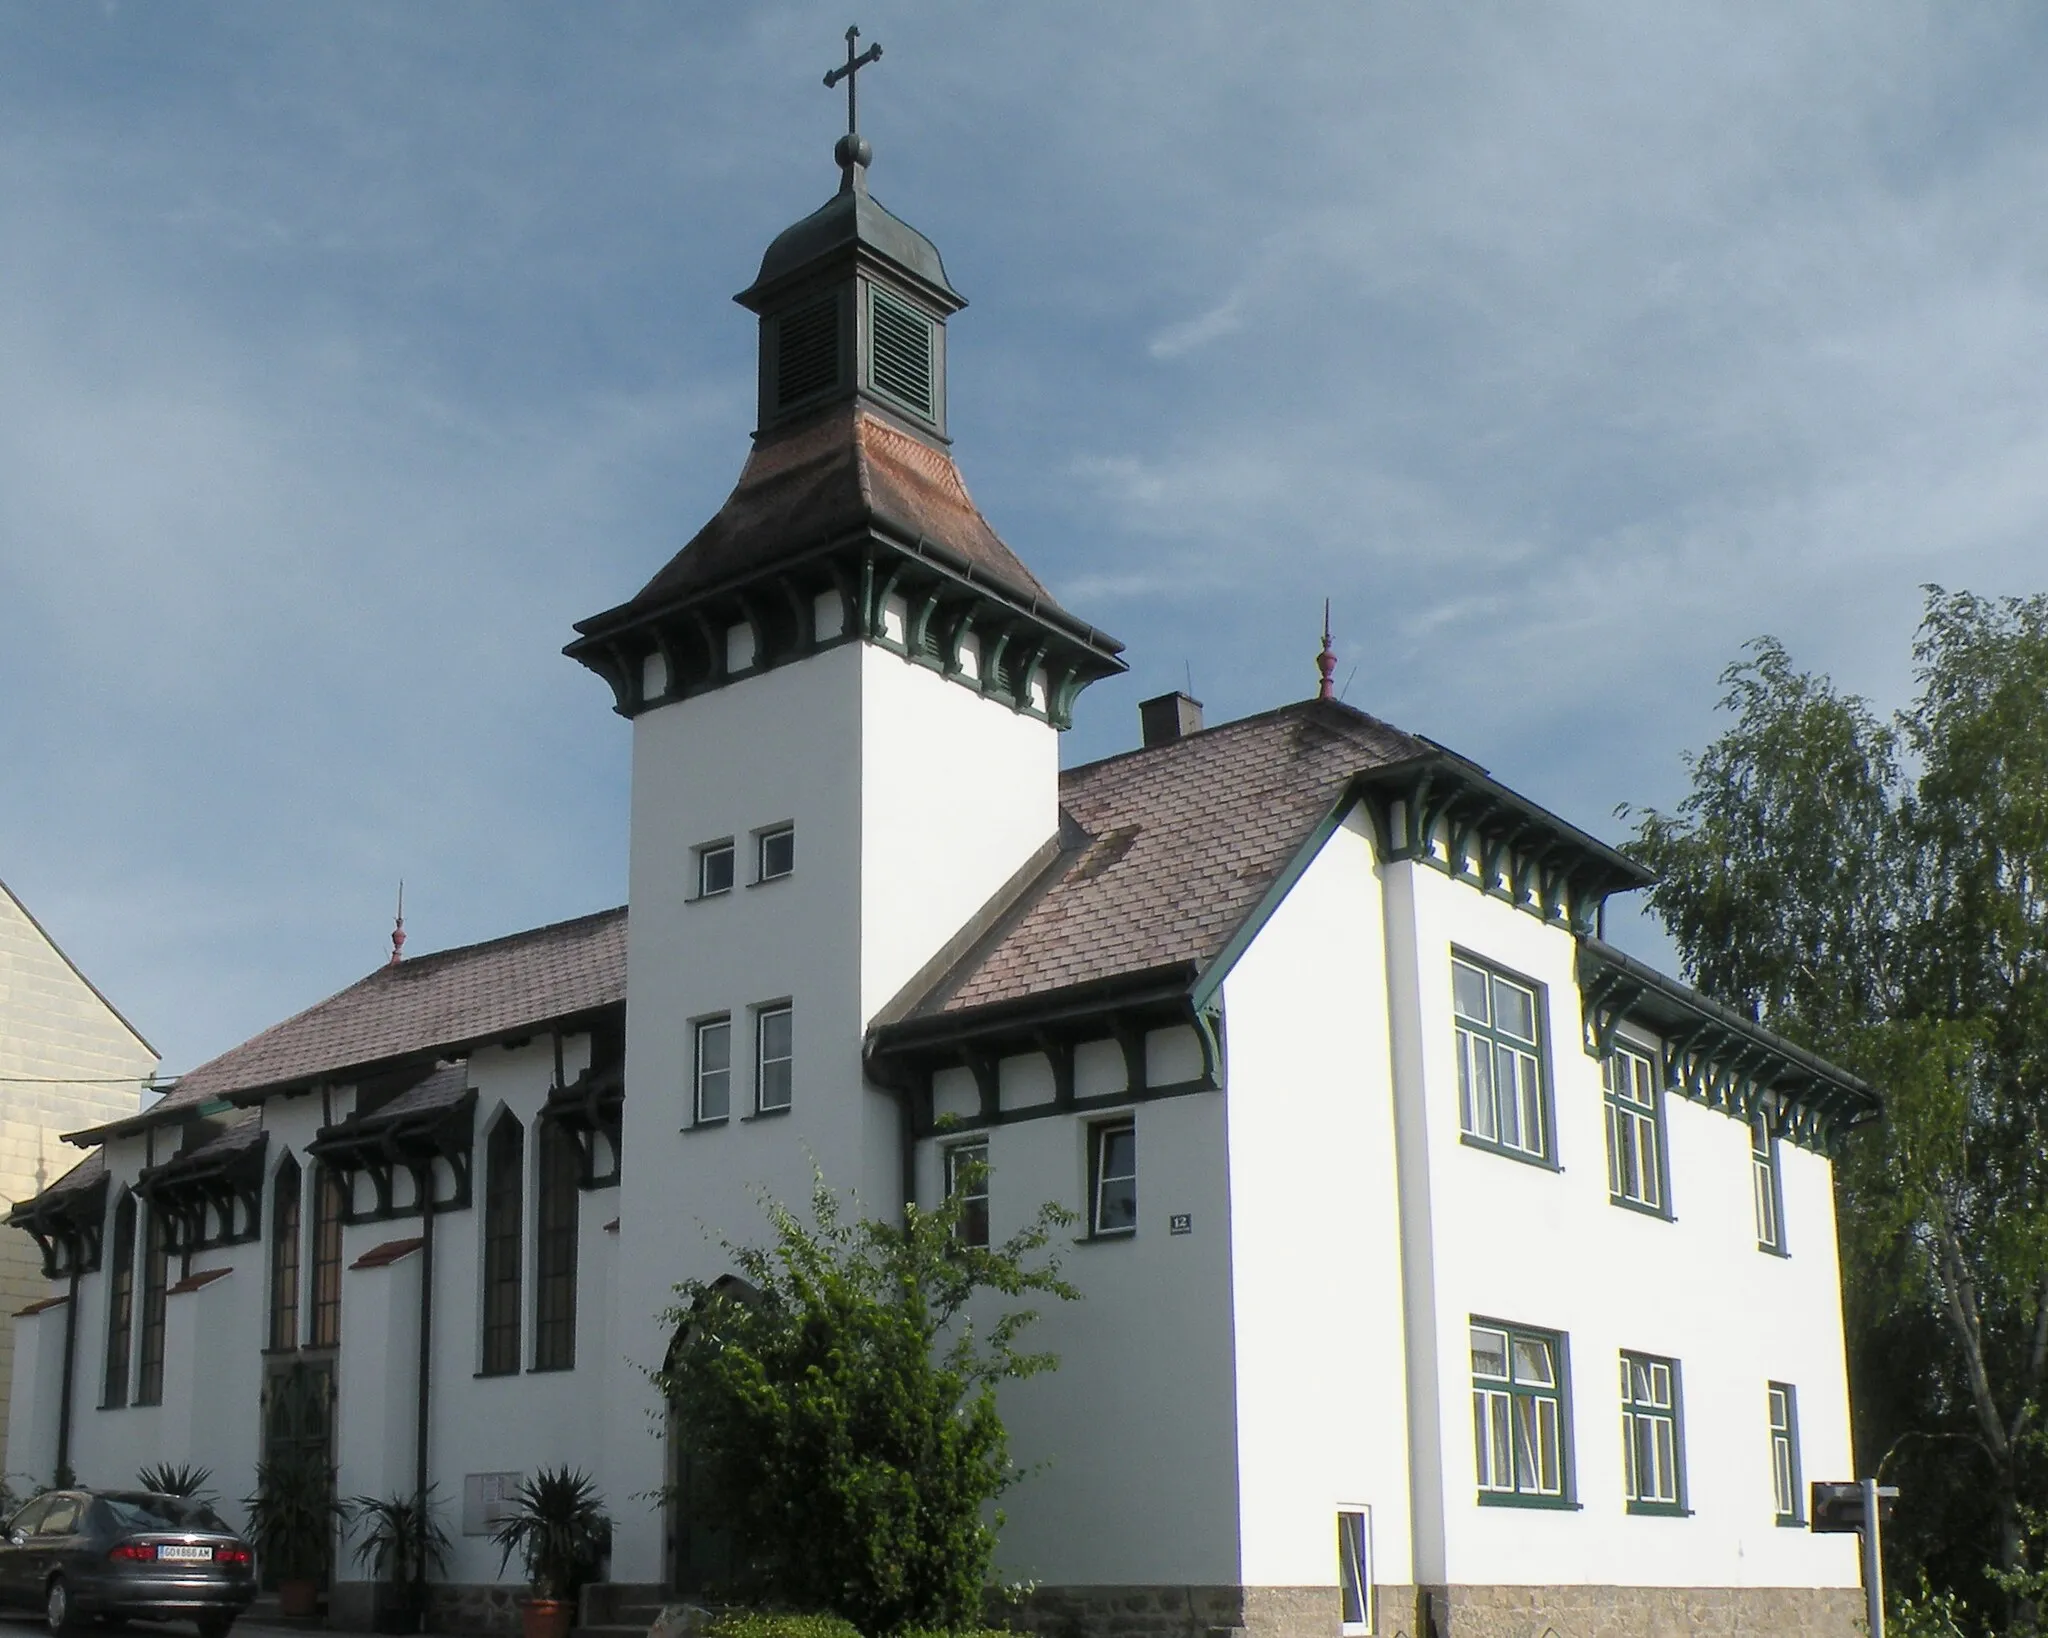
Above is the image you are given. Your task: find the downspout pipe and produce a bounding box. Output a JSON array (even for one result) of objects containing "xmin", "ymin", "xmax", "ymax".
[
  {"xmin": 55, "ymin": 1268, "xmax": 80, "ymax": 1484},
  {"xmin": 413, "ymin": 1160, "xmax": 436, "ymax": 1611}
]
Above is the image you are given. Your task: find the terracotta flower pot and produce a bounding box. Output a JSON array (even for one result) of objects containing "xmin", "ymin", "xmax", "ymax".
[
  {"xmin": 277, "ymin": 1578, "xmax": 320, "ymax": 1618},
  {"xmin": 521, "ymin": 1597, "xmax": 575, "ymax": 1638}
]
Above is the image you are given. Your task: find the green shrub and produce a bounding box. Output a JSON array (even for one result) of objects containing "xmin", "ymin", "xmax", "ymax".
[{"xmin": 705, "ymin": 1612, "xmax": 863, "ymax": 1638}]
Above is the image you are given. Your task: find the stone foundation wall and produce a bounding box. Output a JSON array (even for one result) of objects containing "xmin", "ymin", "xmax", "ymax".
[
  {"xmin": 1005, "ymin": 1583, "xmax": 1861, "ymax": 1638},
  {"xmin": 422, "ymin": 1580, "xmax": 527, "ymax": 1636},
  {"xmin": 1418, "ymin": 1584, "xmax": 1864, "ymax": 1638}
]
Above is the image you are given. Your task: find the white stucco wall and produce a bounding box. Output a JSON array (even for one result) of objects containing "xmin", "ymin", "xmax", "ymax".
[
  {"xmin": 609, "ymin": 639, "xmax": 1062, "ymax": 1586},
  {"xmin": 1383, "ymin": 858, "xmax": 1861, "ymax": 1592},
  {"xmin": 1220, "ymin": 809, "xmax": 1413, "ymax": 1596},
  {"xmin": 925, "ymin": 1089, "xmax": 1241, "ymax": 1589}
]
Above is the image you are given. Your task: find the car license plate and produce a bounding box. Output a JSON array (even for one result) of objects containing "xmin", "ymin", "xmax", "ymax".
[{"xmin": 156, "ymin": 1545, "xmax": 212, "ymax": 1562}]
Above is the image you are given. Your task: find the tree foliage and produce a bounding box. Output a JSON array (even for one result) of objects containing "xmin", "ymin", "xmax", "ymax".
[
  {"xmin": 651, "ymin": 1168, "xmax": 1078, "ymax": 1637},
  {"xmin": 1627, "ymin": 587, "xmax": 2048, "ymax": 1631}
]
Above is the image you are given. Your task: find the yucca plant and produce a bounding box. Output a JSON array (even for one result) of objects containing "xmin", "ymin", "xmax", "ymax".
[
  {"xmin": 138, "ymin": 1463, "xmax": 214, "ymax": 1499},
  {"xmin": 347, "ymin": 1489, "xmax": 452, "ymax": 1587},
  {"xmin": 243, "ymin": 1455, "xmax": 350, "ymax": 1584},
  {"xmin": 488, "ymin": 1467, "xmax": 611, "ymax": 1603}
]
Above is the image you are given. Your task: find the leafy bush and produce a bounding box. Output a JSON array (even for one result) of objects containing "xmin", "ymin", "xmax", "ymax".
[
  {"xmin": 704, "ymin": 1613, "xmax": 863, "ymax": 1638},
  {"xmin": 1888, "ymin": 1574, "xmax": 1973, "ymax": 1638},
  {"xmin": 654, "ymin": 1169, "xmax": 1076, "ymax": 1635}
]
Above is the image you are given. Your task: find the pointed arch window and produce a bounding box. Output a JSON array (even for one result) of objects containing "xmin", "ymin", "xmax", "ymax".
[
  {"xmin": 102, "ymin": 1191, "xmax": 137, "ymax": 1407},
  {"xmin": 533, "ymin": 1119, "xmax": 580, "ymax": 1370},
  {"xmin": 135, "ymin": 1207, "xmax": 169, "ymax": 1404},
  {"xmin": 270, "ymin": 1157, "xmax": 302, "ymax": 1352},
  {"xmin": 481, "ymin": 1115, "xmax": 524, "ymax": 1376},
  {"xmin": 309, "ymin": 1165, "xmax": 345, "ymax": 1349}
]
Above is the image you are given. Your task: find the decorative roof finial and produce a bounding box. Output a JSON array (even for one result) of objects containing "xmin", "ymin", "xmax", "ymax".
[
  {"xmin": 1317, "ymin": 600, "xmax": 1337, "ymax": 701},
  {"xmin": 388, "ymin": 880, "xmax": 407, "ymax": 968},
  {"xmin": 824, "ymin": 24, "xmax": 882, "ymax": 191}
]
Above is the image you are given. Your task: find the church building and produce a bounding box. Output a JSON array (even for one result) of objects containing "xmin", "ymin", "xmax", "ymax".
[{"xmin": 8, "ymin": 70, "xmax": 1876, "ymax": 1638}]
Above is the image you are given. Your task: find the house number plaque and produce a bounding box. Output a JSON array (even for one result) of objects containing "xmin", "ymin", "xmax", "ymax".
[{"xmin": 1169, "ymin": 1213, "xmax": 1193, "ymax": 1235}]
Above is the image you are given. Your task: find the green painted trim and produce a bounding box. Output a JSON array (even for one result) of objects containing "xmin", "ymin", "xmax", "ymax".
[
  {"xmin": 917, "ymin": 1076, "xmax": 1218, "ymax": 1136},
  {"xmin": 1476, "ymin": 1492, "xmax": 1580, "ymax": 1511},
  {"xmin": 1190, "ymin": 795, "xmax": 1359, "ymax": 1012},
  {"xmin": 1626, "ymin": 1501, "xmax": 1692, "ymax": 1518},
  {"xmin": 1608, "ymin": 1192, "xmax": 1672, "ymax": 1222},
  {"xmin": 1459, "ymin": 1132, "xmax": 1562, "ymax": 1172}
]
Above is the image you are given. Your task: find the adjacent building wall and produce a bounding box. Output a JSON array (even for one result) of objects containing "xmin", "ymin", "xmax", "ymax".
[{"xmin": 0, "ymin": 879, "xmax": 153, "ymax": 1483}]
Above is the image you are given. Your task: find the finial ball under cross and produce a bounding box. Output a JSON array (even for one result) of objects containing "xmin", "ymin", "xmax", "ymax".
[{"xmin": 824, "ymin": 24, "xmax": 882, "ymax": 173}]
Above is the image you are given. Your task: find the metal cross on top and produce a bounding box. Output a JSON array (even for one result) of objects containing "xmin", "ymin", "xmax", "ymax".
[{"xmin": 823, "ymin": 24, "xmax": 882, "ymax": 137}]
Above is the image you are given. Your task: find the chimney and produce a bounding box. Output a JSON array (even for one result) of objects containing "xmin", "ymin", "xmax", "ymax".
[{"xmin": 1139, "ymin": 691, "xmax": 1204, "ymax": 748}]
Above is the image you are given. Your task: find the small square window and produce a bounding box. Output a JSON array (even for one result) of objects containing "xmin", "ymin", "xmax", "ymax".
[
  {"xmin": 757, "ymin": 826, "xmax": 794, "ymax": 882},
  {"xmin": 945, "ymin": 1141, "xmax": 990, "ymax": 1249},
  {"xmin": 694, "ymin": 1017, "xmax": 731, "ymax": 1123},
  {"xmin": 1337, "ymin": 1508, "xmax": 1374, "ymax": 1635},
  {"xmin": 697, "ymin": 842, "xmax": 735, "ymax": 898},
  {"xmin": 1090, "ymin": 1121, "xmax": 1136, "ymax": 1237},
  {"xmin": 756, "ymin": 1005, "xmax": 793, "ymax": 1113}
]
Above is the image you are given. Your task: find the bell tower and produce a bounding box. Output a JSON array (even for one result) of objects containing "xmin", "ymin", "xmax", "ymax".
[
  {"xmin": 739, "ymin": 26, "xmax": 964, "ymax": 443},
  {"xmin": 578, "ymin": 38, "xmax": 1126, "ymax": 1586}
]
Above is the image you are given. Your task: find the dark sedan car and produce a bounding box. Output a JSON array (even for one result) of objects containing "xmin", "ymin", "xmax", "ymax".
[{"xmin": 0, "ymin": 1490, "xmax": 255, "ymax": 1636}]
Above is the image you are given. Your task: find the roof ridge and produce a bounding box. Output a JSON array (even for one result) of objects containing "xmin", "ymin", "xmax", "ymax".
[
  {"xmin": 1060, "ymin": 695, "xmax": 1421, "ymax": 782},
  {"xmin": 375, "ymin": 903, "xmax": 628, "ymax": 976}
]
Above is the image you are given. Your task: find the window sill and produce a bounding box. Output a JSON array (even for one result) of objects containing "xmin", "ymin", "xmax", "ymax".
[
  {"xmin": 1078, "ymin": 1226, "xmax": 1137, "ymax": 1245},
  {"xmin": 1459, "ymin": 1133, "xmax": 1561, "ymax": 1172},
  {"xmin": 1477, "ymin": 1492, "xmax": 1579, "ymax": 1511},
  {"xmin": 1626, "ymin": 1502, "xmax": 1692, "ymax": 1518},
  {"xmin": 681, "ymin": 1117, "xmax": 730, "ymax": 1135},
  {"xmin": 1776, "ymin": 1515, "xmax": 1808, "ymax": 1529},
  {"xmin": 742, "ymin": 1105, "xmax": 792, "ymax": 1122},
  {"xmin": 1758, "ymin": 1241, "xmax": 1792, "ymax": 1260},
  {"xmin": 687, "ymin": 889, "xmax": 733, "ymax": 905},
  {"xmin": 527, "ymin": 1362, "xmax": 575, "ymax": 1375},
  {"xmin": 474, "ymin": 1367, "xmax": 519, "ymax": 1380},
  {"xmin": 1609, "ymin": 1194, "xmax": 1674, "ymax": 1223},
  {"xmin": 746, "ymin": 874, "xmax": 793, "ymax": 890}
]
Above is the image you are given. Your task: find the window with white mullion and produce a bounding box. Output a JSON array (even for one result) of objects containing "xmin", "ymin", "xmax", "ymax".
[
  {"xmin": 1603, "ymin": 1044, "xmax": 1667, "ymax": 1215},
  {"xmin": 1453, "ymin": 957, "xmax": 1551, "ymax": 1163},
  {"xmin": 1752, "ymin": 1110, "xmax": 1787, "ymax": 1254},
  {"xmin": 1769, "ymin": 1382, "xmax": 1804, "ymax": 1524},
  {"xmin": 1621, "ymin": 1351, "xmax": 1686, "ymax": 1515},
  {"xmin": 1471, "ymin": 1321, "xmax": 1570, "ymax": 1503}
]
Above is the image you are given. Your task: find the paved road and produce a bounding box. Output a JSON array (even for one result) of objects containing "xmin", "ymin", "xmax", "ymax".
[{"xmin": 0, "ymin": 1621, "xmax": 375, "ymax": 1638}]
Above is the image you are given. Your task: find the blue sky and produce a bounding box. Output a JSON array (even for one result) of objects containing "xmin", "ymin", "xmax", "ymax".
[{"xmin": 4, "ymin": 2, "xmax": 2046, "ymax": 1080}]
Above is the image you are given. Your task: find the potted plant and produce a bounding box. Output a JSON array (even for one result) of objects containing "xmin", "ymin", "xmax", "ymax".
[
  {"xmin": 488, "ymin": 1467, "xmax": 612, "ymax": 1638},
  {"xmin": 347, "ymin": 1489, "xmax": 452, "ymax": 1635},
  {"xmin": 137, "ymin": 1463, "xmax": 215, "ymax": 1499},
  {"xmin": 243, "ymin": 1454, "xmax": 349, "ymax": 1617}
]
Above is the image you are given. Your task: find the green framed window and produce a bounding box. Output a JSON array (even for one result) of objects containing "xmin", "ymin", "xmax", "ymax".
[
  {"xmin": 945, "ymin": 1141, "xmax": 990, "ymax": 1249},
  {"xmin": 1453, "ymin": 956, "xmax": 1552, "ymax": 1164},
  {"xmin": 694, "ymin": 1017, "xmax": 732, "ymax": 1124},
  {"xmin": 1604, "ymin": 1043, "xmax": 1669, "ymax": 1216},
  {"xmin": 1090, "ymin": 1121, "xmax": 1137, "ymax": 1237},
  {"xmin": 1769, "ymin": 1382, "xmax": 1804, "ymax": 1525},
  {"xmin": 1752, "ymin": 1109, "xmax": 1787, "ymax": 1255},
  {"xmin": 1621, "ymin": 1352, "xmax": 1686, "ymax": 1515},
  {"xmin": 1471, "ymin": 1320, "xmax": 1572, "ymax": 1505}
]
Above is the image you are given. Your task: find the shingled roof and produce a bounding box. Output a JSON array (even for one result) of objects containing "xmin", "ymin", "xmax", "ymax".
[
  {"xmin": 582, "ymin": 405, "xmax": 1058, "ymax": 631},
  {"xmin": 890, "ymin": 698, "xmax": 1428, "ymax": 1023},
  {"xmin": 71, "ymin": 908, "xmax": 626, "ymax": 1142}
]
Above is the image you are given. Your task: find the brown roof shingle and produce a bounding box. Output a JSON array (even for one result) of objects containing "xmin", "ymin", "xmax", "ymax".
[
  {"xmin": 900, "ymin": 698, "xmax": 1426, "ymax": 1020},
  {"xmin": 597, "ymin": 405, "xmax": 1058, "ymax": 624},
  {"xmin": 81, "ymin": 908, "xmax": 626, "ymax": 1138}
]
